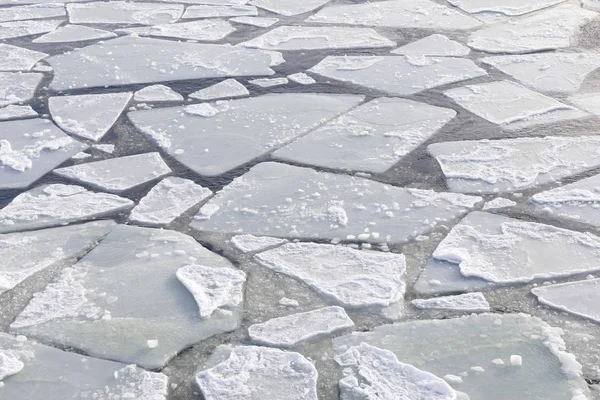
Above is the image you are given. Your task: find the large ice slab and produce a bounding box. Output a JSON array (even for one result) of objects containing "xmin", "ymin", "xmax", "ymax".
[
  {"xmin": 67, "ymin": 1, "xmax": 183, "ymax": 25},
  {"xmin": 412, "ymin": 292, "xmax": 490, "ymax": 312},
  {"xmin": 49, "ymin": 92, "xmax": 132, "ymax": 141},
  {"xmin": 0, "ymin": 19, "xmax": 62, "ymax": 40},
  {"xmin": 0, "ymin": 119, "xmax": 85, "ymax": 190},
  {"xmin": 468, "ymin": 5, "xmax": 597, "ymax": 54},
  {"xmin": 0, "ymin": 44, "xmax": 47, "ymax": 72},
  {"xmin": 0, "ymin": 105, "xmax": 37, "ymax": 121},
  {"xmin": 53, "ymin": 152, "xmax": 171, "ymax": 194},
  {"xmin": 568, "ymin": 92, "xmax": 600, "ymax": 116},
  {"xmin": 117, "ymin": 19, "xmax": 236, "ymax": 41},
  {"xmin": 391, "ymin": 34, "xmax": 470, "ymax": 56},
  {"xmin": 188, "ymin": 78, "xmax": 249, "ymax": 100},
  {"xmin": 0, "ymin": 3, "xmax": 65, "ymax": 23},
  {"xmin": 309, "ymin": 56, "xmax": 487, "ymax": 96},
  {"xmin": 182, "ymin": 4, "xmax": 257, "ymax": 18},
  {"xmin": 447, "ymin": 0, "xmax": 566, "ymax": 16},
  {"xmin": 0, "ymin": 72, "xmax": 42, "ymax": 107},
  {"xmin": 250, "ymin": 0, "xmax": 330, "ymax": 16},
  {"xmin": 47, "ymin": 36, "xmax": 276, "ymax": 90},
  {"xmin": 239, "ymin": 26, "xmax": 395, "ymax": 50},
  {"xmin": 532, "ymin": 279, "xmax": 600, "ymax": 323},
  {"xmin": 481, "ymin": 53, "xmax": 600, "ymax": 94},
  {"xmin": 274, "ymin": 98, "xmax": 456, "ymax": 174},
  {"xmin": 333, "ymin": 314, "xmax": 589, "ymax": 400},
  {"xmin": 32, "ymin": 24, "xmax": 116, "ymax": 43},
  {"xmin": 0, "ymin": 334, "xmax": 168, "ymax": 400},
  {"xmin": 428, "ymin": 136, "xmax": 600, "ymax": 194},
  {"xmin": 10, "ymin": 225, "xmax": 244, "ymax": 369},
  {"xmin": 128, "ymin": 93, "xmax": 363, "ymax": 176},
  {"xmin": 307, "ymin": 0, "xmax": 482, "ymax": 30},
  {"xmin": 0, "ymin": 184, "xmax": 133, "ymax": 234},
  {"xmin": 196, "ymin": 346, "xmax": 318, "ymax": 400},
  {"xmin": 134, "ymin": 84, "xmax": 183, "ymax": 102}
]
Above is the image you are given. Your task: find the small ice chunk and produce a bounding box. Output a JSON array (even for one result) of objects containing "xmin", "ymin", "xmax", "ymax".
[
  {"xmin": 230, "ymin": 16, "xmax": 278, "ymax": 27},
  {"xmin": 510, "ymin": 355, "xmax": 523, "ymax": 366},
  {"xmin": 287, "ymin": 72, "xmax": 315, "ymax": 85},
  {"xmin": 0, "ymin": 3, "xmax": 65, "ymax": 23},
  {"xmin": 184, "ymin": 103, "xmax": 223, "ymax": 117},
  {"xmin": 33, "ymin": 24, "xmax": 117, "ymax": 43},
  {"xmin": 116, "ymin": 19, "xmax": 236, "ymax": 42},
  {"xmin": 183, "ymin": 4, "xmax": 257, "ymax": 18},
  {"xmin": 92, "ymin": 144, "xmax": 114, "ymax": 154},
  {"xmin": 71, "ymin": 152, "xmax": 90, "ymax": 160},
  {"xmin": 0, "ymin": 105, "xmax": 37, "ymax": 121},
  {"xmin": 0, "ymin": 352, "xmax": 24, "ymax": 381},
  {"xmin": 444, "ymin": 374, "xmax": 463, "ymax": 384},
  {"xmin": 391, "ymin": 34, "xmax": 470, "ymax": 57},
  {"xmin": 278, "ymin": 297, "xmax": 299, "ymax": 307},
  {"xmin": 0, "ymin": 19, "xmax": 62, "ymax": 40},
  {"xmin": 448, "ymin": 0, "xmax": 565, "ymax": 16},
  {"xmin": 67, "ymin": 2, "xmax": 183, "ymax": 25},
  {"xmin": 147, "ymin": 340, "xmax": 159, "ymax": 349},
  {"xmin": 412, "ymin": 292, "xmax": 490, "ymax": 312},
  {"xmin": 0, "ymin": 72, "xmax": 42, "ymax": 107},
  {"xmin": 0, "ymin": 44, "xmax": 47, "ymax": 72},
  {"xmin": 250, "ymin": 0, "xmax": 330, "ymax": 16},
  {"xmin": 532, "ymin": 278, "xmax": 600, "ymax": 323},
  {"xmin": 249, "ymin": 77, "xmax": 288, "ymax": 87},
  {"xmin": 134, "ymin": 85, "xmax": 183, "ymax": 102},
  {"xmin": 482, "ymin": 198, "xmax": 516, "ymax": 211},
  {"xmin": 230, "ymin": 234, "xmax": 287, "ymax": 253},
  {"xmin": 492, "ymin": 358, "xmax": 504, "ymax": 365},
  {"xmin": 188, "ymin": 79, "xmax": 249, "ymax": 101}
]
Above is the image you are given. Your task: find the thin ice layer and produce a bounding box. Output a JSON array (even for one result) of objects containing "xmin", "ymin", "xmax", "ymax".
[
  {"xmin": 188, "ymin": 79, "xmax": 249, "ymax": 100},
  {"xmin": 250, "ymin": 0, "xmax": 330, "ymax": 16},
  {"xmin": 310, "ymin": 56, "xmax": 487, "ymax": 96},
  {"xmin": 248, "ymin": 306, "xmax": 353, "ymax": 347},
  {"xmin": 134, "ymin": 85, "xmax": 183, "ymax": 102},
  {"xmin": 230, "ymin": 234, "xmax": 287, "ymax": 253},
  {"xmin": 128, "ymin": 93, "xmax": 363, "ymax": 176},
  {"xmin": 10, "ymin": 225, "xmax": 242, "ymax": 369},
  {"xmin": 447, "ymin": 0, "xmax": 566, "ymax": 16},
  {"xmin": 428, "ymin": 136, "xmax": 600, "ymax": 193},
  {"xmin": 196, "ymin": 346, "xmax": 318, "ymax": 400},
  {"xmin": 47, "ymin": 36, "xmax": 276, "ymax": 90},
  {"xmin": 117, "ymin": 19, "xmax": 236, "ymax": 41},
  {"xmin": 239, "ymin": 26, "xmax": 395, "ymax": 50},
  {"xmin": 0, "ymin": 19, "xmax": 62, "ymax": 40},
  {"xmin": 0, "ymin": 3, "xmax": 65, "ymax": 23},
  {"xmin": 0, "ymin": 105, "xmax": 37, "ymax": 121},
  {"xmin": 532, "ymin": 279, "xmax": 600, "ymax": 323},
  {"xmin": 412, "ymin": 292, "xmax": 490, "ymax": 312},
  {"xmin": 32, "ymin": 24, "xmax": 117, "ymax": 43},
  {"xmin": 333, "ymin": 313, "xmax": 589, "ymax": 400},
  {"xmin": 67, "ymin": 1, "xmax": 183, "ymax": 25},
  {"xmin": 391, "ymin": 34, "xmax": 470, "ymax": 56},
  {"xmin": 568, "ymin": 92, "xmax": 600, "ymax": 116},
  {"xmin": 274, "ymin": 97, "xmax": 456, "ymax": 173},
  {"xmin": 0, "ymin": 44, "xmax": 47, "ymax": 72},
  {"xmin": 0, "ymin": 72, "xmax": 42, "ymax": 107},
  {"xmin": 53, "ymin": 152, "xmax": 171, "ymax": 194},
  {"xmin": 192, "ymin": 162, "xmax": 481, "ymax": 243},
  {"xmin": 49, "ymin": 92, "xmax": 132, "ymax": 141},
  {"xmin": 182, "ymin": 4, "xmax": 257, "ymax": 18},
  {"xmin": 0, "ymin": 184, "xmax": 133, "ymax": 234}
]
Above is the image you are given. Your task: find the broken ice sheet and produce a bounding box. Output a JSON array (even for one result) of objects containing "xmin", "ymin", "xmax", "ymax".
[
  {"xmin": 67, "ymin": 1, "xmax": 183, "ymax": 25},
  {"xmin": 468, "ymin": 4, "xmax": 597, "ymax": 54},
  {"xmin": 250, "ymin": 0, "xmax": 330, "ymax": 16},
  {"xmin": 230, "ymin": 234, "xmax": 287, "ymax": 253},
  {"xmin": 248, "ymin": 77, "xmax": 288, "ymax": 87},
  {"xmin": 32, "ymin": 24, "xmax": 116, "ymax": 43},
  {"xmin": 287, "ymin": 72, "xmax": 315, "ymax": 85},
  {"xmin": 532, "ymin": 279, "xmax": 600, "ymax": 323},
  {"xmin": 196, "ymin": 345, "xmax": 318, "ymax": 400},
  {"xmin": 307, "ymin": 0, "xmax": 482, "ymax": 29},
  {"xmin": 128, "ymin": 93, "xmax": 363, "ymax": 176},
  {"xmin": 0, "ymin": 19, "xmax": 63, "ymax": 40},
  {"xmin": 447, "ymin": 0, "xmax": 566, "ymax": 16},
  {"xmin": 129, "ymin": 177, "xmax": 212, "ymax": 226},
  {"xmin": 568, "ymin": 92, "xmax": 600, "ymax": 116},
  {"xmin": 391, "ymin": 34, "xmax": 470, "ymax": 57},
  {"xmin": 0, "ymin": 334, "xmax": 168, "ymax": 400},
  {"xmin": 248, "ymin": 306, "xmax": 354, "ymax": 347},
  {"xmin": 0, "ymin": 44, "xmax": 47, "ymax": 72},
  {"xmin": 444, "ymin": 81, "xmax": 587, "ymax": 130},
  {"xmin": 0, "ymin": 3, "xmax": 65, "ymax": 23},
  {"xmin": 0, "ymin": 221, "xmax": 114, "ymax": 293},
  {"xmin": 116, "ymin": 19, "xmax": 236, "ymax": 42},
  {"xmin": 0, "ymin": 184, "xmax": 132, "ymax": 234},
  {"xmin": 134, "ymin": 84, "xmax": 183, "ymax": 102},
  {"xmin": 482, "ymin": 197, "xmax": 516, "ymax": 211},
  {"xmin": 411, "ymin": 292, "xmax": 490, "ymax": 312},
  {"xmin": 0, "ymin": 72, "xmax": 42, "ymax": 107},
  {"xmin": 428, "ymin": 135, "xmax": 600, "ymax": 194},
  {"xmin": 182, "ymin": 4, "xmax": 257, "ymax": 18},
  {"xmin": 49, "ymin": 92, "xmax": 132, "ymax": 141},
  {"xmin": 274, "ymin": 97, "xmax": 456, "ymax": 174},
  {"xmin": 239, "ymin": 26, "xmax": 395, "ymax": 50},
  {"xmin": 10, "ymin": 225, "xmax": 243, "ymax": 369},
  {"xmin": 188, "ymin": 78, "xmax": 249, "ymax": 100},
  {"xmin": 333, "ymin": 313, "xmax": 589, "ymax": 400},
  {"xmin": 309, "ymin": 56, "xmax": 487, "ymax": 96},
  {"xmin": 230, "ymin": 16, "xmax": 278, "ymax": 27},
  {"xmin": 0, "ymin": 119, "xmax": 86, "ymax": 190},
  {"xmin": 0, "ymin": 105, "xmax": 37, "ymax": 121},
  {"xmin": 47, "ymin": 36, "xmax": 276, "ymax": 90},
  {"xmin": 53, "ymin": 152, "xmax": 171, "ymax": 194}
]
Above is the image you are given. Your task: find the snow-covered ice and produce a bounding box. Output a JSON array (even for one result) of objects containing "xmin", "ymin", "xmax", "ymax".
[
  {"xmin": 92, "ymin": 144, "xmax": 114, "ymax": 154},
  {"xmin": 0, "ymin": 19, "xmax": 62, "ymax": 40},
  {"xmin": 134, "ymin": 85, "xmax": 183, "ymax": 102},
  {"xmin": 412, "ymin": 292, "xmax": 490, "ymax": 312},
  {"xmin": 287, "ymin": 72, "xmax": 315, "ymax": 85},
  {"xmin": 117, "ymin": 19, "xmax": 236, "ymax": 41},
  {"xmin": 0, "ymin": 105, "xmax": 37, "ymax": 121},
  {"xmin": 230, "ymin": 234, "xmax": 287, "ymax": 253},
  {"xmin": 0, "ymin": 44, "xmax": 47, "ymax": 72},
  {"xmin": 230, "ymin": 16, "xmax": 278, "ymax": 27},
  {"xmin": 0, "ymin": 72, "xmax": 42, "ymax": 107},
  {"xmin": 0, "ymin": 3, "xmax": 65, "ymax": 23},
  {"xmin": 32, "ymin": 24, "xmax": 117, "ymax": 43},
  {"xmin": 188, "ymin": 79, "xmax": 249, "ymax": 100},
  {"xmin": 391, "ymin": 34, "xmax": 470, "ymax": 56},
  {"xmin": 482, "ymin": 197, "xmax": 516, "ymax": 211},
  {"xmin": 532, "ymin": 279, "xmax": 600, "ymax": 323},
  {"xmin": 250, "ymin": 0, "xmax": 330, "ymax": 16},
  {"xmin": 568, "ymin": 92, "xmax": 600, "ymax": 116},
  {"xmin": 182, "ymin": 4, "xmax": 257, "ymax": 18},
  {"xmin": 249, "ymin": 77, "xmax": 288, "ymax": 87},
  {"xmin": 447, "ymin": 0, "xmax": 566, "ymax": 16},
  {"xmin": 67, "ymin": 1, "xmax": 183, "ymax": 25}
]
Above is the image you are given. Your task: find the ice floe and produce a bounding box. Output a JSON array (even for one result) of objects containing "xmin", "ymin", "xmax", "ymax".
[
  {"xmin": 0, "ymin": 44, "xmax": 47, "ymax": 72},
  {"xmin": 0, "ymin": 19, "xmax": 62, "ymax": 40},
  {"xmin": 230, "ymin": 234, "xmax": 287, "ymax": 253},
  {"xmin": 182, "ymin": 4, "xmax": 257, "ymax": 18},
  {"xmin": 0, "ymin": 72, "xmax": 42, "ymax": 107},
  {"xmin": 196, "ymin": 345, "xmax": 318, "ymax": 400},
  {"xmin": 532, "ymin": 279, "xmax": 600, "ymax": 323},
  {"xmin": 129, "ymin": 93, "xmax": 362, "ymax": 176},
  {"xmin": 49, "ymin": 92, "xmax": 132, "ymax": 141},
  {"xmin": 568, "ymin": 92, "xmax": 600, "ymax": 116},
  {"xmin": 32, "ymin": 24, "xmax": 116, "ymax": 43},
  {"xmin": 274, "ymin": 97, "xmax": 456, "ymax": 173},
  {"xmin": 67, "ymin": 1, "xmax": 183, "ymax": 25},
  {"xmin": 249, "ymin": 77, "xmax": 288, "ymax": 87},
  {"xmin": 0, "ymin": 105, "xmax": 37, "ymax": 121},
  {"xmin": 0, "ymin": 3, "xmax": 65, "ymax": 23},
  {"xmin": 134, "ymin": 84, "xmax": 183, "ymax": 102},
  {"xmin": 391, "ymin": 34, "xmax": 470, "ymax": 56},
  {"xmin": 10, "ymin": 225, "xmax": 243, "ymax": 369},
  {"xmin": 310, "ymin": 56, "xmax": 487, "ymax": 96},
  {"xmin": 117, "ymin": 19, "xmax": 236, "ymax": 41},
  {"xmin": 230, "ymin": 16, "xmax": 278, "ymax": 27},
  {"xmin": 482, "ymin": 197, "xmax": 516, "ymax": 211},
  {"xmin": 250, "ymin": 0, "xmax": 330, "ymax": 16},
  {"xmin": 447, "ymin": 0, "xmax": 566, "ymax": 16},
  {"xmin": 412, "ymin": 292, "xmax": 490, "ymax": 312},
  {"xmin": 92, "ymin": 144, "xmax": 114, "ymax": 154},
  {"xmin": 287, "ymin": 72, "xmax": 315, "ymax": 85},
  {"xmin": 188, "ymin": 78, "xmax": 249, "ymax": 100}
]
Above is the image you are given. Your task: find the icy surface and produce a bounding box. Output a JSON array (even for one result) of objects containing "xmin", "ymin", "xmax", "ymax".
[
  {"xmin": 230, "ymin": 234, "xmax": 287, "ymax": 253},
  {"xmin": 532, "ymin": 279, "xmax": 600, "ymax": 323},
  {"xmin": 482, "ymin": 197, "xmax": 516, "ymax": 210},
  {"xmin": 0, "ymin": 3, "xmax": 65, "ymax": 23},
  {"xmin": 117, "ymin": 19, "xmax": 236, "ymax": 41},
  {"xmin": 32, "ymin": 24, "xmax": 117, "ymax": 43},
  {"xmin": 0, "ymin": 19, "xmax": 62, "ymax": 40},
  {"xmin": 47, "ymin": 36, "xmax": 276, "ymax": 90},
  {"xmin": 310, "ymin": 56, "xmax": 487, "ymax": 96},
  {"xmin": 0, "ymin": 184, "xmax": 133, "ymax": 233},
  {"xmin": 0, "ymin": 44, "xmax": 47, "ymax": 72},
  {"xmin": 287, "ymin": 72, "xmax": 315, "ymax": 85},
  {"xmin": 0, "ymin": 72, "xmax": 42, "ymax": 107},
  {"xmin": 429, "ymin": 136, "xmax": 600, "ymax": 193},
  {"xmin": 239, "ymin": 26, "xmax": 395, "ymax": 50},
  {"xmin": 11, "ymin": 225, "xmax": 242, "ymax": 369},
  {"xmin": 196, "ymin": 345, "xmax": 318, "ymax": 400},
  {"xmin": 53, "ymin": 152, "xmax": 171, "ymax": 194},
  {"xmin": 49, "ymin": 92, "xmax": 132, "ymax": 141},
  {"xmin": 250, "ymin": 0, "xmax": 329, "ymax": 16},
  {"xmin": 274, "ymin": 97, "xmax": 456, "ymax": 173},
  {"xmin": 183, "ymin": 4, "xmax": 257, "ymax": 18},
  {"xmin": 335, "ymin": 343, "xmax": 457, "ymax": 400},
  {"xmin": 188, "ymin": 78, "xmax": 249, "ymax": 100},
  {"xmin": 391, "ymin": 34, "xmax": 470, "ymax": 56},
  {"xmin": 230, "ymin": 16, "xmax": 278, "ymax": 27},
  {"xmin": 0, "ymin": 105, "xmax": 37, "ymax": 121},
  {"xmin": 129, "ymin": 177, "xmax": 212, "ymax": 225},
  {"xmin": 67, "ymin": 1, "xmax": 183, "ymax": 25},
  {"xmin": 447, "ymin": 0, "xmax": 566, "ymax": 16},
  {"xmin": 134, "ymin": 84, "xmax": 183, "ymax": 102},
  {"xmin": 568, "ymin": 92, "xmax": 600, "ymax": 116},
  {"xmin": 249, "ymin": 77, "xmax": 288, "ymax": 87},
  {"xmin": 412, "ymin": 292, "xmax": 490, "ymax": 312},
  {"xmin": 129, "ymin": 93, "xmax": 362, "ymax": 176}
]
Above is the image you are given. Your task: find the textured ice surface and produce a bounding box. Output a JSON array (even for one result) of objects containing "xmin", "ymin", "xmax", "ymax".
[
  {"xmin": 468, "ymin": 5, "xmax": 597, "ymax": 54},
  {"xmin": 196, "ymin": 345, "xmax": 318, "ymax": 400},
  {"xmin": 54, "ymin": 152, "xmax": 171, "ymax": 194},
  {"xmin": 447, "ymin": 0, "xmax": 565, "ymax": 16},
  {"xmin": 481, "ymin": 53, "xmax": 600, "ymax": 94},
  {"xmin": 250, "ymin": 0, "xmax": 329, "ymax": 16},
  {"xmin": 11, "ymin": 225, "xmax": 243, "ymax": 369},
  {"xmin": 0, "ymin": 3, "xmax": 65, "ymax": 23},
  {"xmin": 249, "ymin": 306, "xmax": 353, "ymax": 347},
  {"xmin": 310, "ymin": 56, "xmax": 487, "ymax": 96},
  {"xmin": 182, "ymin": 4, "xmax": 257, "ymax": 18},
  {"xmin": 129, "ymin": 94, "xmax": 362, "ymax": 176},
  {"xmin": 117, "ymin": 19, "xmax": 236, "ymax": 41},
  {"xmin": 0, "ymin": 44, "xmax": 47, "ymax": 72},
  {"xmin": 230, "ymin": 234, "xmax": 287, "ymax": 253},
  {"xmin": 391, "ymin": 34, "xmax": 470, "ymax": 56},
  {"xmin": 307, "ymin": 0, "xmax": 482, "ymax": 29},
  {"xmin": 129, "ymin": 177, "xmax": 212, "ymax": 226},
  {"xmin": 288, "ymin": 72, "xmax": 315, "ymax": 85},
  {"xmin": 274, "ymin": 97, "xmax": 456, "ymax": 173},
  {"xmin": 333, "ymin": 313, "xmax": 589, "ymax": 400},
  {"xmin": 254, "ymin": 243, "xmax": 406, "ymax": 309},
  {"xmin": 239, "ymin": 26, "xmax": 395, "ymax": 50},
  {"xmin": 444, "ymin": 81, "xmax": 586, "ymax": 130},
  {"xmin": 428, "ymin": 136, "xmax": 600, "ymax": 194},
  {"xmin": 482, "ymin": 197, "xmax": 516, "ymax": 210},
  {"xmin": 583, "ymin": 0, "xmax": 600, "ymax": 10},
  {"xmin": 336, "ymin": 343, "xmax": 456, "ymax": 400},
  {"xmin": 412, "ymin": 292, "xmax": 490, "ymax": 312},
  {"xmin": 49, "ymin": 92, "xmax": 132, "ymax": 141},
  {"xmin": 248, "ymin": 77, "xmax": 288, "ymax": 87},
  {"xmin": 0, "ymin": 119, "xmax": 85, "ymax": 189},
  {"xmin": 134, "ymin": 84, "xmax": 183, "ymax": 102},
  {"xmin": 568, "ymin": 92, "xmax": 600, "ymax": 116},
  {"xmin": 32, "ymin": 24, "xmax": 117, "ymax": 43},
  {"xmin": 67, "ymin": 1, "xmax": 183, "ymax": 25},
  {"xmin": 0, "ymin": 105, "xmax": 37, "ymax": 121},
  {"xmin": 47, "ymin": 36, "xmax": 276, "ymax": 90},
  {"xmin": 0, "ymin": 19, "xmax": 62, "ymax": 40},
  {"xmin": 0, "ymin": 184, "xmax": 132, "ymax": 233},
  {"xmin": 0, "ymin": 72, "xmax": 42, "ymax": 107},
  {"xmin": 0, "ymin": 334, "xmax": 168, "ymax": 399},
  {"xmin": 532, "ymin": 279, "xmax": 600, "ymax": 323},
  {"xmin": 230, "ymin": 16, "xmax": 278, "ymax": 27},
  {"xmin": 188, "ymin": 78, "xmax": 249, "ymax": 100}
]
